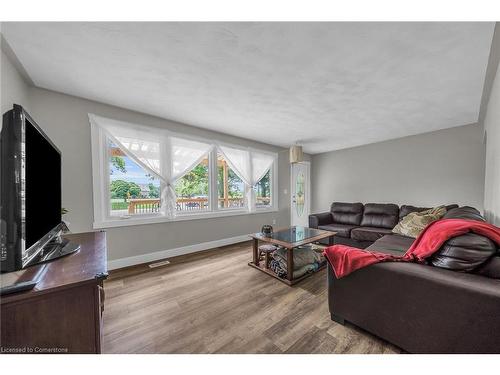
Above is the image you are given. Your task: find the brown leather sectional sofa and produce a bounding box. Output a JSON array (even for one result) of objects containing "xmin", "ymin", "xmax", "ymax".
[
  {"xmin": 309, "ymin": 203, "xmax": 500, "ymax": 353},
  {"xmin": 309, "ymin": 202, "xmax": 458, "ymax": 247}
]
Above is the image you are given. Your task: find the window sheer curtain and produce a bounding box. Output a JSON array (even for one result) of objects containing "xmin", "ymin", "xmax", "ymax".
[
  {"xmin": 89, "ymin": 114, "xmax": 212, "ymax": 218},
  {"xmin": 217, "ymin": 144, "xmax": 275, "ymax": 212}
]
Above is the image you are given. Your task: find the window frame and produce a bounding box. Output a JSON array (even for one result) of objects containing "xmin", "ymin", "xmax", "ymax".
[
  {"xmin": 174, "ymin": 151, "xmax": 212, "ymax": 215},
  {"xmin": 214, "ymin": 150, "xmax": 247, "ymax": 212},
  {"xmin": 90, "ymin": 117, "xmax": 278, "ymax": 229},
  {"xmin": 107, "ymin": 139, "xmax": 163, "ymax": 219},
  {"xmin": 254, "ymin": 167, "xmax": 274, "ymax": 210}
]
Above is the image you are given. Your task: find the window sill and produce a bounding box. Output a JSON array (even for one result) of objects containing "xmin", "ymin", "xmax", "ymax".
[{"xmin": 93, "ymin": 208, "xmax": 279, "ymax": 229}]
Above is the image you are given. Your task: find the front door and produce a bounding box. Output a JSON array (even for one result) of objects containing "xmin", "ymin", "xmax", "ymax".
[{"xmin": 291, "ymin": 162, "xmax": 310, "ymax": 227}]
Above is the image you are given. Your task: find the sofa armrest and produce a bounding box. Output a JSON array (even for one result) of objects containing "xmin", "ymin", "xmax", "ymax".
[
  {"xmin": 309, "ymin": 212, "xmax": 333, "ymax": 228},
  {"xmin": 328, "ymin": 262, "xmax": 500, "ymax": 353}
]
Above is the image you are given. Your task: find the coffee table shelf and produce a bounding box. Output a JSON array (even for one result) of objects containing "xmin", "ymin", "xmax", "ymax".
[{"xmin": 248, "ymin": 226, "xmax": 335, "ymax": 286}]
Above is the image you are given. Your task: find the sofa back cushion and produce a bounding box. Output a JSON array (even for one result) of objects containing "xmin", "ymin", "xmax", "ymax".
[
  {"xmin": 445, "ymin": 204, "xmax": 459, "ymax": 212},
  {"xmin": 443, "ymin": 206, "xmax": 485, "ymax": 221},
  {"xmin": 330, "ymin": 202, "xmax": 364, "ymax": 225},
  {"xmin": 360, "ymin": 203, "xmax": 399, "ymax": 229}
]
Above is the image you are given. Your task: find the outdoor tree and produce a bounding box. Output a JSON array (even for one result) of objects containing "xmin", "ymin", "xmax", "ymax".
[
  {"xmin": 217, "ymin": 166, "xmax": 244, "ymax": 198},
  {"xmin": 110, "ymin": 156, "xmax": 126, "ymax": 174},
  {"xmin": 128, "ymin": 183, "xmax": 141, "ymax": 198},
  {"xmin": 148, "ymin": 183, "xmax": 160, "ymax": 198},
  {"xmin": 175, "ymin": 164, "xmax": 209, "ymax": 198},
  {"xmin": 110, "ymin": 180, "xmax": 141, "ymax": 201},
  {"xmin": 256, "ymin": 170, "xmax": 270, "ymax": 198}
]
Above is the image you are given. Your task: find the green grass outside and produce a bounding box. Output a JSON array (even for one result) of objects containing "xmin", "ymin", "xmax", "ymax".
[{"xmin": 111, "ymin": 201, "xmax": 129, "ymax": 210}]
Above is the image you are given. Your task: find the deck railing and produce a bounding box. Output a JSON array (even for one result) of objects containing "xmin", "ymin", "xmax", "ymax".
[
  {"xmin": 256, "ymin": 197, "xmax": 271, "ymax": 206},
  {"xmin": 218, "ymin": 197, "xmax": 245, "ymax": 209},
  {"xmin": 126, "ymin": 197, "xmax": 271, "ymax": 214},
  {"xmin": 128, "ymin": 198, "xmax": 161, "ymax": 214},
  {"xmin": 176, "ymin": 197, "xmax": 210, "ymax": 211}
]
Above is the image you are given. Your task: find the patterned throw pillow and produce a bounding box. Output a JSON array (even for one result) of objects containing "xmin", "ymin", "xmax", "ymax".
[{"xmin": 392, "ymin": 206, "xmax": 447, "ymax": 238}]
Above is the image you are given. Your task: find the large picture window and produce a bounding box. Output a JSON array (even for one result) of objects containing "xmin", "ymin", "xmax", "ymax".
[
  {"xmin": 174, "ymin": 157, "xmax": 210, "ymax": 212},
  {"xmin": 108, "ymin": 140, "xmax": 161, "ymax": 217},
  {"xmin": 255, "ymin": 169, "xmax": 272, "ymax": 208},
  {"xmin": 90, "ymin": 114, "xmax": 278, "ymax": 228},
  {"xmin": 217, "ymin": 152, "xmax": 245, "ymax": 209}
]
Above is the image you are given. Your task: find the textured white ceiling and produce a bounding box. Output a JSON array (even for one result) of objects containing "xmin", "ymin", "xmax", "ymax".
[{"xmin": 2, "ymin": 22, "xmax": 495, "ymax": 153}]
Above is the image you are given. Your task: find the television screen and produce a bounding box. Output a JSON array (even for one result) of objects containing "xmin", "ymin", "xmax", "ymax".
[{"xmin": 24, "ymin": 118, "xmax": 61, "ymax": 251}]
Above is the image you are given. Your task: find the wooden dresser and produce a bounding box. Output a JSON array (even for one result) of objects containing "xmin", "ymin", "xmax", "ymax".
[{"xmin": 0, "ymin": 231, "xmax": 108, "ymax": 354}]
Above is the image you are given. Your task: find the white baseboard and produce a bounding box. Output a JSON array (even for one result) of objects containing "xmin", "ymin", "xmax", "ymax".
[{"xmin": 107, "ymin": 234, "xmax": 250, "ymax": 270}]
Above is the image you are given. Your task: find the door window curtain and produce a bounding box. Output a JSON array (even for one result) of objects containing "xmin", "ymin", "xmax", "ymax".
[
  {"xmin": 217, "ymin": 144, "xmax": 275, "ymax": 212},
  {"xmin": 89, "ymin": 114, "xmax": 212, "ymax": 218}
]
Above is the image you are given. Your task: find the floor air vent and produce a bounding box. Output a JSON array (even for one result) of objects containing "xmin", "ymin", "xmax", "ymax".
[{"xmin": 148, "ymin": 260, "xmax": 171, "ymax": 268}]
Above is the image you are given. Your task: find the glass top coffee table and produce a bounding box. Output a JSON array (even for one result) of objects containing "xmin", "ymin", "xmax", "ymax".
[{"xmin": 249, "ymin": 226, "xmax": 336, "ymax": 285}]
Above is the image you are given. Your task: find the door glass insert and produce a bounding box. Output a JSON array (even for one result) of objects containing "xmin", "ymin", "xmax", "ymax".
[{"xmin": 296, "ymin": 172, "xmax": 305, "ymax": 217}]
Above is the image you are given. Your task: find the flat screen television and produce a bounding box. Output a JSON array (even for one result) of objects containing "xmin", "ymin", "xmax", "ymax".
[{"xmin": 1, "ymin": 104, "xmax": 78, "ymax": 273}]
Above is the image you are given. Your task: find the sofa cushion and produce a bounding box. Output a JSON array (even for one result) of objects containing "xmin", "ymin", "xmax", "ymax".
[
  {"xmin": 330, "ymin": 236, "xmax": 373, "ymax": 249},
  {"xmin": 360, "ymin": 203, "xmax": 399, "ymax": 229},
  {"xmin": 392, "ymin": 206, "xmax": 447, "ymax": 238},
  {"xmin": 445, "ymin": 204, "xmax": 459, "ymax": 211},
  {"xmin": 351, "ymin": 226, "xmax": 394, "ymax": 242},
  {"xmin": 475, "ymin": 255, "xmax": 500, "ymax": 279},
  {"xmin": 330, "ymin": 202, "xmax": 364, "ymax": 225},
  {"xmin": 366, "ymin": 234, "xmax": 414, "ymax": 256},
  {"xmin": 443, "ymin": 206, "xmax": 485, "ymax": 221},
  {"xmin": 430, "ymin": 233, "xmax": 497, "ymax": 272},
  {"xmin": 318, "ymin": 223, "xmax": 357, "ymax": 238},
  {"xmin": 308, "ymin": 212, "xmax": 333, "ymax": 228}
]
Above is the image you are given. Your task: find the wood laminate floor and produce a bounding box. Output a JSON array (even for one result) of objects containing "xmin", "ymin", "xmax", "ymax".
[{"xmin": 103, "ymin": 241, "xmax": 401, "ymax": 354}]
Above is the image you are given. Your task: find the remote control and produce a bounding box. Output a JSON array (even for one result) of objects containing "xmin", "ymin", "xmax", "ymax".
[{"xmin": 0, "ymin": 280, "xmax": 37, "ymax": 296}]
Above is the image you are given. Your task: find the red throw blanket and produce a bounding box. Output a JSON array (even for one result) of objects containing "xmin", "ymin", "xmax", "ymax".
[{"xmin": 323, "ymin": 219, "xmax": 500, "ymax": 278}]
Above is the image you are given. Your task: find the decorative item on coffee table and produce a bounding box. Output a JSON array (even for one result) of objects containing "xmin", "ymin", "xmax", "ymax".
[{"xmin": 261, "ymin": 224, "xmax": 273, "ymax": 235}]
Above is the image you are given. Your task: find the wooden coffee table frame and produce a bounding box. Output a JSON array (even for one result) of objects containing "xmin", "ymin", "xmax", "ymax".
[{"xmin": 248, "ymin": 228, "xmax": 336, "ymax": 286}]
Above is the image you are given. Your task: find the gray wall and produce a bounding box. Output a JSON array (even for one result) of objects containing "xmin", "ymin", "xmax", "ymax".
[
  {"xmin": 1, "ymin": 49, "xmax": 31, "ymax": 120},
  {"xmin": 479, "ymin": 23, "xmax": 500, "ymax": 130},
  {"xmin": 484, "ymin": 56, "xmax": 500, "ymax": 225},
  {"xmin": 1, "ymin": 47, "xmax": 299, "ymax": 264},
  {"xmin": 27, "ymin": 87, "xmax": 296, "ymax": 262},
  {"xmin": 311, "ymin": 123, "xmax": 485, "ymax": 213}
]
